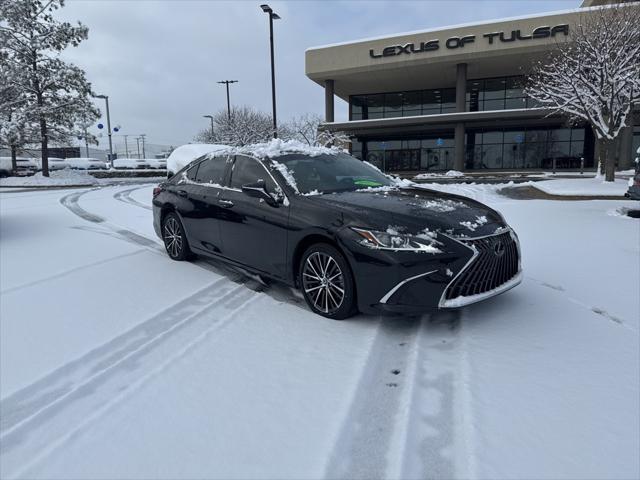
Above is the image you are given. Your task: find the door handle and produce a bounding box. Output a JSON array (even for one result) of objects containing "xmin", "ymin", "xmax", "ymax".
[
  {"xmin": 177, "ymin": 190, "xmax": 188, "ymax": 197},
  {"xmin": 218, "ymin": 199, "xmax": 234, "ymax": 208}
]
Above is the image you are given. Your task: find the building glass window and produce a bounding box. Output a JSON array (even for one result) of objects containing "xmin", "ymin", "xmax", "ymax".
[
  {"xmin": 384, "ymin": 93, "xmax": 403, "ymax": 116},
  {"xmin": 349, "ymin": 88, "xmax": 456, "ymax": 120},
  {"xmin": 466, "ymin": 126, "xmax": 589, "ymax": 170},
  {"xmin": 366, "ymin": 94, "xmax": 385, "ymax": 119},
  {"xmin": 351, "ymin": 96, "xmax": 365, "ymax": 120},
  {"xmin": 466, "ymin": 75, "xmax": 532, "ymax": 112},
  {"xmin": 403, "ymin": 91, "xmax": 422, "ymax": 116},
  {"xmin": 351, "ymin": 139, "xmax": 363, "ymax": 160},
  {"xmin": 348, "ymin": 75, "xmax": 542, "ymax": 121}
]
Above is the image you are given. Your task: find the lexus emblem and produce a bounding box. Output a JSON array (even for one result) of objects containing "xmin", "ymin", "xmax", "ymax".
[{"xmin": 493, "ymin": 240, "xmax": 505, "ymax": 257}]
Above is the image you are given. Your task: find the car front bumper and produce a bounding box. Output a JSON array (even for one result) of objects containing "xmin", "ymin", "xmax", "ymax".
[{"xmin": 341, "ymin": 227, "xmax": 522, "ymax": 315}]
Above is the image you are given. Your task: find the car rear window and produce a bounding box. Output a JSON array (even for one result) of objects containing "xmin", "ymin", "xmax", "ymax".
[{"xmin": 195, "ymin": 157, "xmax": 226, "ymax": 185}]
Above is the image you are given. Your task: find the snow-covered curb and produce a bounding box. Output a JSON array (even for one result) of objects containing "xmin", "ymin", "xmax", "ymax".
[
  {"xmin": 0, "ymin": 170, "xmax": 99, "ymax": 187},
  {"xmin": 413, "ymin": 170, "xmax": 464, "ymax": 180},
  {"xmin": 527, "ymin": 178, "xmax": 628, "ymax": 197}
]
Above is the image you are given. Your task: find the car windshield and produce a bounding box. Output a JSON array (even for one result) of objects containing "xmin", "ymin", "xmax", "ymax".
[{"xmin": 273, "ymin": 153, "xmax": 393, "ymax": 194}]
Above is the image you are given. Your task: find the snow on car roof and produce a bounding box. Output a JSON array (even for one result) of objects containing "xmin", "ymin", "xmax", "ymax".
[
  {"xmin": 211, "ymin": 139, "xmax": 341, "ymax": 160},
  {"xmin": 167, "ymin": 143, "xmax": 229, "ymax": 173}
]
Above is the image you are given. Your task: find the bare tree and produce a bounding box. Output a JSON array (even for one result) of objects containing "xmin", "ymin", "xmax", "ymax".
[
  {"xmin": 194, "ymin": 106, "xmax": 275, "ymax": 146},
  {"xmin": 195, "ymin": 108, "xmax": 352, "ymax": 149},
  {"xmin": 525, "ymin": 5, "xmax": 640, "ymax": 181},
  {"xmin": 285, "ymin": 113, "xmax": 350, "ymax": 147}
]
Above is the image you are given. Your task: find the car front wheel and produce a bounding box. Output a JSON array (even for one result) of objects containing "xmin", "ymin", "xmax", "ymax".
[
  {"xmin": 162, "ymin": 212, "xmax": 191, "ymax": 261},
  {"xmin": 299, "ymin": 243, "xmax": 357, "ymax": 320}
]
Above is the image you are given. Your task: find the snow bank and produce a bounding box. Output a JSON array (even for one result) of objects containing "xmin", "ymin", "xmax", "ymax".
[
  {"xmin": 413, "ymin": 170, "xmax": 464, "ymax": 180},
  {"xmin": 530, "ymin": 178, "xmax": 629, "ymax": 196},
  {"xmin": 112, "ymin": 158, "xmax": 142, "ymax": 169},
  {"xmin": 0, "ymin": 169, "xmax": 99, "ymax": 187}
]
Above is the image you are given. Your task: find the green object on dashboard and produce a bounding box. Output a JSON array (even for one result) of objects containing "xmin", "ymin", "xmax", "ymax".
[{"xmin": 354, "ymin": 179, "xmax": 383, "ymax": 187}]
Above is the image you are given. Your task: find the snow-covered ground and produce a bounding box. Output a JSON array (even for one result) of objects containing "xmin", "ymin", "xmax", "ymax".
[
  {"xmin": 0, "ymin": 183, "xmax": 638, "ymax": 479},
  {"xmin": 528, "ymin": 176, "xmax": 630, "ymax": 196}
]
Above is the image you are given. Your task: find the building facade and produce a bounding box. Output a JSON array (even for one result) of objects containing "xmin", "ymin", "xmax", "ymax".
[{"xmin": 305, "ymin": 2, "xmax": 639, "ymax": 173}]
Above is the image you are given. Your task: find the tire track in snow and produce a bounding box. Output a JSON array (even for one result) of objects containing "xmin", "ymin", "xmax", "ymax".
[
  {"xmin": 324, "ymin": 311, "xmax": 471, "ymax": 480},
  {"xmin": 527, "ymin": 276, "xmax": 634, "ymax": 331},
  {"xmin": 113, "ymin": 185, "xmax": 152, "ymax": 210},
  {"xmin": 0, "ymin": 249, "xmax": 147, "ymax": 295},
  {"xmin": 60, "ymin": 188, "xmax": 163, "ymax": 252},
  {"xmin": 60, "ymin": 188, "xmax": 105, "ymax": 223},
  {"xmin": 61, "ymin": 187, "xmax": 302, "ymax": 305},
  {"xmin": 324, "ymin": 316, "xmax": 421, "ymax": 479},
  {"xmin": 398, "ymin": 311, "xmax": 475, "ymax": 480},
  {"xmin": 1, "ymin": 280, "xmax": 260, "ymax": 478}
]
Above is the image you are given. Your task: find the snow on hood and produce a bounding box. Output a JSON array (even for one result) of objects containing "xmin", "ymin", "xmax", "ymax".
[
  {"xmin": 313, "ymin": 188, "xmax": 504, "ymax": 237},
  {"xmin": 166, "ymin": 143, "xmax": 228, "ymax": 174}
]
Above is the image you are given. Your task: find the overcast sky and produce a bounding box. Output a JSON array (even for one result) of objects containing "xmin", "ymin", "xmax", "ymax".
[{"xmin": 59, "ymin": 0, "xmax": 579, "ymax": 150}]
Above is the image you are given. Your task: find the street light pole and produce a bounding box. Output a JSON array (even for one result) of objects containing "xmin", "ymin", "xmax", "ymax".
[
  {"xmin": 95, "ymin": 94, "xmax": 113, "ymax": 160},
  {"xmin": 123, "ymin": 135, "xmax": 129, "ymax": 157},
  {"xmin": 260, "ymin": 5, "xmax": 280, "ymax": 138},
  {"xmin": 203, "ymin": 115, "xmax": 214, "ymax": 140},
  {"xmin": 140, "ymin": 134, "xmax": 146, "ymax": 159},
  {"xmin": 217, "ymin": 80, "xmax": 238, "ymax": 120},
  {"xmin": 136, "ymin": 137, "xmax": 141, "ymax": 159}
]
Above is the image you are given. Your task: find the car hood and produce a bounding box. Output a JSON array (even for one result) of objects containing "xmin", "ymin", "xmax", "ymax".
[{"xmin": 311, "ymin": 187, "xmax": 505, "ymax": 237}]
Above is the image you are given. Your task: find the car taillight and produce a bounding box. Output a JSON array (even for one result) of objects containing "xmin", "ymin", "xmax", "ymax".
[
  {"xmin": 634, "ymin": 177, "xmax": 640, "ymax": 187},
  {"xmin": 153, "ymin": 186, "xmax": 162, "ymax": 198}
]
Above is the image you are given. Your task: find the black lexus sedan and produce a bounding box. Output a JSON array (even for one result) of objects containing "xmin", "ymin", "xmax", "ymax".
[{"xmin": 152, "ymin": 146, "xmax": 521, "ymax": 319}]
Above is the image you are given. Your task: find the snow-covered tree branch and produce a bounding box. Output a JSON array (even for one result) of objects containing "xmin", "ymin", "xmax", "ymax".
[
  {"xmin": 194, "ymin": 106, "xmax": 276, "ymax": 146},
  {"xmin": 286, "ymin": 113, "xmax": 350, "ymax": 148},
  {"xmin": 194, "ymin": 109, "xmax": 351, "ymax": 149},
  {"xmin": 525, "ymin": 4, "xmax": 640, "ymax": 181}
]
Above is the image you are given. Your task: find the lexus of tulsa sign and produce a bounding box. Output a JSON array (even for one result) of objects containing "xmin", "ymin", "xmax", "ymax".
[{"xmin": 369, "ymin": 24, "xmax": 569, "ymax": 58}]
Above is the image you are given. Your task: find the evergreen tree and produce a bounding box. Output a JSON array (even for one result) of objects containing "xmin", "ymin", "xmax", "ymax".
[{"xmin": 0, "ymin": 0, "xmax": 99, "ymax": 176}]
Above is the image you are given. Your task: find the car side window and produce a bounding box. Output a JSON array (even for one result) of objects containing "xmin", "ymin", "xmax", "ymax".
[
  {"xmin": 185, "ymin": 163, "xmax": 199, "ymax": 181},
  {"xmin": 195, "ymin": 156, "xmax": 226, "ymax": 185},
  {"xmin": 230, "ymin": 156, "xmax": 277, "ymax": 193}
]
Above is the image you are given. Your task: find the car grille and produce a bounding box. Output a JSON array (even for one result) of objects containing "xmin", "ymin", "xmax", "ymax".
[{"xmin": 445, "ymin": 231, "xmax": 519, "ymax": 300}]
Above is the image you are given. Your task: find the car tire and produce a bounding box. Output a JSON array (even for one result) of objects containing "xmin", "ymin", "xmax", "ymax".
[
  {"xmin": 299, "ymin": 243, "xmax": 357, "ymax": 320},
  {"xmin": 162, "ymin": 212, "xmax": 192, "ymax": 261}
]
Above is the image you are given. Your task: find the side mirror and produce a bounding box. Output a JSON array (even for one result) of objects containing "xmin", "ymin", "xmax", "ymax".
[{"xmin": 242, "ymin": 180, "xmax": 278, "ymax": 206}]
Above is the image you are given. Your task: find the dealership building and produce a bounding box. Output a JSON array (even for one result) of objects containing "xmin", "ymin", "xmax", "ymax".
[{"xmin": 305, "ymin": 0, "xmax": 639, "ymax": 173}]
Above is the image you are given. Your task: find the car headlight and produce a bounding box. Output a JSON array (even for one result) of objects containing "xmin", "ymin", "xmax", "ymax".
[{"xmin": 351, "ymin": 227, "xmax": 442, "ymax": 253}]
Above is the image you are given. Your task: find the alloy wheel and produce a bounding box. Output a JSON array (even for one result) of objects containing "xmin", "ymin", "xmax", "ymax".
[
  {"xmin": 302, "ymin": 251, "xmax": 345, "ymax": 314},
  {"xmin": 163, "ymin": 217, "xmax": 183, "ymax": 258}
]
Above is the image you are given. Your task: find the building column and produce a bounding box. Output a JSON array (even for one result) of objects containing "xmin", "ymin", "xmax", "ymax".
[
  {"xmin": 455, "ymin": 63, "xmax": 467, "ymax": 112},
  {"xmin": 454, "ymin": 124, "xmax": 465, "ymax": 171},
  {"xmin": 454, "ymin": 63, "xmax": 467, "ymax": 171},
  {"xmin": 618, "ymin": 125, "xmax": 633, "ymax": 169},
  {"xmin": 325, "ymin": 79, "xmax": 335, "ymax": 123}
]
